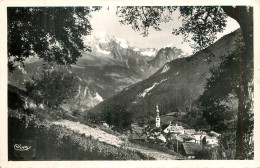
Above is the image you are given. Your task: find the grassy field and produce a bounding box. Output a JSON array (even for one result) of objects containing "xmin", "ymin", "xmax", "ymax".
[{"xmin": 8, "ymin": 109, "xmax": 153, "ymax": 160}]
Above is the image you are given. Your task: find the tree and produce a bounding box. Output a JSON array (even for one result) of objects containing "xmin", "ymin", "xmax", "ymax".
[
  {"xmin": 116, "ymin": 6, "xmax": 253, "ymax": 159},
  {"xmin": 25, "ymin": 67, "xmax": 79, "ymax": 108},
  {"xmin": 8, "ymin": 7, "xmax": 100, "ymax": 72},
  {"xmin": 116, "ymin": 6, "xmax": 227, "ymax": 52},
  {"xmin": 199, "ymin": 54, "xmax": 238, "ymax": 132},
  {"xmin": 217, "ymin": 131, "xmax": 237, "ymax": 159},
  {"xmin": 102, "ymin": 105, "xmax": 132, "ymax": 130},
  {"xmin": 8, "ymin": 6, "xmax": 253, "ymax": 159}
]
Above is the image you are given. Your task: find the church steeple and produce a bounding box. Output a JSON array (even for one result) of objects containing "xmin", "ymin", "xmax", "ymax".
[{"xmin": 155, "ymin": 105, "xmax": 160, "ymax": 127}]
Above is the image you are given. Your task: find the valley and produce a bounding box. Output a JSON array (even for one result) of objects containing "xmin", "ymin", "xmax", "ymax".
[
  {"xmin": 9, "ymin": 32, "xmax": 186, "ymax": 111},
  {"xmin": 89, "ymin": 29, "xmax": 241, "ymax": 122},
  {"xmin": 7, "ymin": 5, "xmax": 254, "ymax": 161},
  {"xmin": 8, "ymin": 29, "xmax": 241, "ymax": 160}
]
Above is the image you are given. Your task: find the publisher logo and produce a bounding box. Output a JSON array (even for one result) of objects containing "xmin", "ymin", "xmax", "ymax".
[
  {"xmin": 14, "ymin": 144, "xmax": 31, "ymax": 151},
  {"xmin": 12, "ymin": 139, "xmax": 36, "ymax": 159}
]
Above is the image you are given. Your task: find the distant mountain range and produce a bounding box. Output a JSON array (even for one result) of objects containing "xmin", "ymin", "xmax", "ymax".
[
  {"xmin": 89, "ymin": 29, "xmax": 241, "ymax": 121},
  {"xmin": 8, "ymin": 32, "xmax": 186, "ymax": 111},
  {"xmin": 83, "ymin": 32, "xmax": 158, "ymax": 58}
]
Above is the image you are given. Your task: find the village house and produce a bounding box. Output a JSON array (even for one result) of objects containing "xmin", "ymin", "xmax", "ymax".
[
  {"xmin": 178, "ymin": 134, "xmax": 196, "ymax": 143},
  {"xmin": 181, "ymin": 143, "xmax": 202, "ymax": 159},
  {"xmin": 138, "ymin": 105, "xmax": 220, "ymax": 154},
  {"xmin": 184, "ymin": 129, "xmax": 196, "ymax": 135},
  {"xmin": 193, "ymin": 134, "xmax": 206, "ymax": 144},
  {"xmin": 203, "ymin": 135, "xmax": 219, "ymax": 145},
  {"xmin": 170, "ymin": 134, "xmax": 183, "ymax": 142},
  {"xmin": 193, "ymin": 131, "xmax": 207, "ymax": 144},
  {"xmin": 163, "ymin": 122, "xmax": 184, "ymax": 134},
  {"xmin": 157, "ymin": 134, "xmax": 167, "ymax": 143},
  {"xmin": 185, "ymin": 138, "xmax": 196, "ymax": 143},
  {"xmin": 209, "ymin": 131, "xmax": 221, "ymax": 138}
]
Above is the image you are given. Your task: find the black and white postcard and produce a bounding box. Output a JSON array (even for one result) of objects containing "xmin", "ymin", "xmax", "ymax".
[{"xmin": 1, "ymin": 0, "xmax": 260, "ymax": 167}]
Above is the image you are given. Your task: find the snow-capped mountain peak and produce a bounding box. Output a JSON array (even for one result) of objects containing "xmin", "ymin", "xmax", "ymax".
[
  {"xmin": 92, "ymin": 32, "xmax": 114, "ymax": 43},
  {"xmin": 84, "ymin": 32, "xmax": 132, "ymax": 49},
  {"xmin": 140, "ymin": 48, "xmax": 157, "ymax": 57},
  {"xmin": 164, "ymin": 43, "xmax": 175, "ymax": 49},
  {"xmin": 82, "ymin": 32, "xmax": 159, "ymax": 60},
  {"xmin": 115, "ymin": 38, "xmax": 129, "ymax": 49},
  {"xmin": 133, "ymin": 48, "xmax": 140, "ymax": 52}
]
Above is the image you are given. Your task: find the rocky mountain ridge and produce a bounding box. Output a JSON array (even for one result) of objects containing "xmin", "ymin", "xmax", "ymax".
[
  {"xmin": 9, "ymin": 32, "xmax": 187, "ymax": 111},
  {"xmin": 89, "ymin": 29, "xmax": 241, "ymax": 121}
]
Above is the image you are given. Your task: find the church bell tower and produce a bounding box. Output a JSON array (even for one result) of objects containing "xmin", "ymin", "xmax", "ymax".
[{"xmin": 156, "ymin": 105, "xmax": 160, "ymax": 128}]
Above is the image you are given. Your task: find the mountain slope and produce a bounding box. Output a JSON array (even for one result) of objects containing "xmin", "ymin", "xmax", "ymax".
[
  {"xmin": 89, "ymin": 29, "xmax": 241, "ymax": 120},
  {"xmin": 8, "ymin": 32, "xmax": 187, "ymax": 111}
]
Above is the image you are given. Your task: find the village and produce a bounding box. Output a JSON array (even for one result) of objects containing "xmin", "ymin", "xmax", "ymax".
[
  {"xmin": 6, "ymin": 5, "xmax": 254, "ymax": 162},
  {"xmin": 127, "ymin": 105, "xmax": 221, "ymax": 159}
]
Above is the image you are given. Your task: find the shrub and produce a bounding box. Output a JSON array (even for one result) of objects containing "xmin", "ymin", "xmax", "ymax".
[
  {"xmin": 72, "ymin": 108, "xmax": 81, "ymax": 117},
  {"xmin": 25, "ymin": 68, "xmax": 79, "ymax": 109}
]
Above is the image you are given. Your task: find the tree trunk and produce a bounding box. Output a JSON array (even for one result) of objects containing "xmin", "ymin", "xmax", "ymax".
[{"xmin": 222, "ymin": 6, "xmax": 254, "ymax": 159}]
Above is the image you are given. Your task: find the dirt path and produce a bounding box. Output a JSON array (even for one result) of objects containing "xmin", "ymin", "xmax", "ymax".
[
  {"xmin": 53, "ymin": 120, "xmax": 178, "ymax": 160},
  {"xmin": 52, "ymin": 120, "xmax": 124, "ymax": 147}
]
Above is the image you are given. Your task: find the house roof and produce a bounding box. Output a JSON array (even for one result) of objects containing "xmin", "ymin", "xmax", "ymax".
[
  {"xmin": 195, "ymin": 131, "xmax": 207, "ymax": 135},
  {"xmin": 165, "ymin": 123, "xmax": 184, "ymax": 133},
  {"xmin": 184, "ymin": 129, "xmax": 196, "ymax": 134},
  {"xmin": 205, "ymin": 135, "xmax": 217, "ymax": 139},
  {"xmin": 157, "ymin": 134, "xmax": 167, "ymax": 142},
  {"xmin": 182, "ymin": 143, "xmax": 202, "ymax": 155},
  {"xmin": 210, "ymin": 131, "xmax": 221, "ymax": 137},
  {"xmin": 179, "ymin": 134, "xmax": 195, "ymax": 141}
]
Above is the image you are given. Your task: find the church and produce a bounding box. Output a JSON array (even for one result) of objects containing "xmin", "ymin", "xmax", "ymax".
[{"xmin": 155, "ymin": 105, "xmax": 160, "ymax": 128}]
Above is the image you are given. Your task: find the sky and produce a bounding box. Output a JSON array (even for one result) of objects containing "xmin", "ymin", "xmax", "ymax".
[{"xmin": 88, "ymin": 6, "xmax": 240, "ymax": 55}]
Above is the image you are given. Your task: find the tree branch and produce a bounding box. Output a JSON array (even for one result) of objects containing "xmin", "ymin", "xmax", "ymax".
[{"xmin": 221, "ymin": 6, "xmax": 240, "ymax": 23}]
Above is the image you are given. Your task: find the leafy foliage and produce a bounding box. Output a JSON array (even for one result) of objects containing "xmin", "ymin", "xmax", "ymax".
[
  {"xmin": 8, "ymin": 7, "xmax": 100, "ymax": 71},
  {"xmin": 217, "ymin": 131, "xmax": 236, "ymax": 159},
  {"xmin": 116, "ymin": 6, "xmax": 227, "ymax": 52},
  {"xmin": 199, "ymin": 37, "xmax": 254, "ymax": 159},
  {"xmin": 116, "ymin": 6, "xmax": 177, "ymax": 37},
  {"xmin": 71, "ymin": 108, "xmax": 81, "ymax": 117},
  {"xmin": 183, "ymin": 108, "xmax": 210, "ymax": 130},
  {"xmin": 102, "ymin": 105, "xmax": 132, "ymax": 130},
  {"xmin": 8, "ymin": 6, "xmax": 253, "ymax": 160},
  {"xmin": 199, "ymin": 54, "xmax": 238, "ymax": 132},
  {"xmin": 25, "ymin": 67, "xmax": 79, "ymax": 108},
  {"xmin": 118, "ymin": 6, "xmax": 254, "ymax": 159},
  {"xmin": 91, "ymin": 30, "xmax": 238, "ymax": 128},
  {"xmin": 197, "ymin": 131, "xmax": 237, "ymax": 160},
  {"xmin": 174, "ymin": 7, "xmax": 227, "ymax": 51}
]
